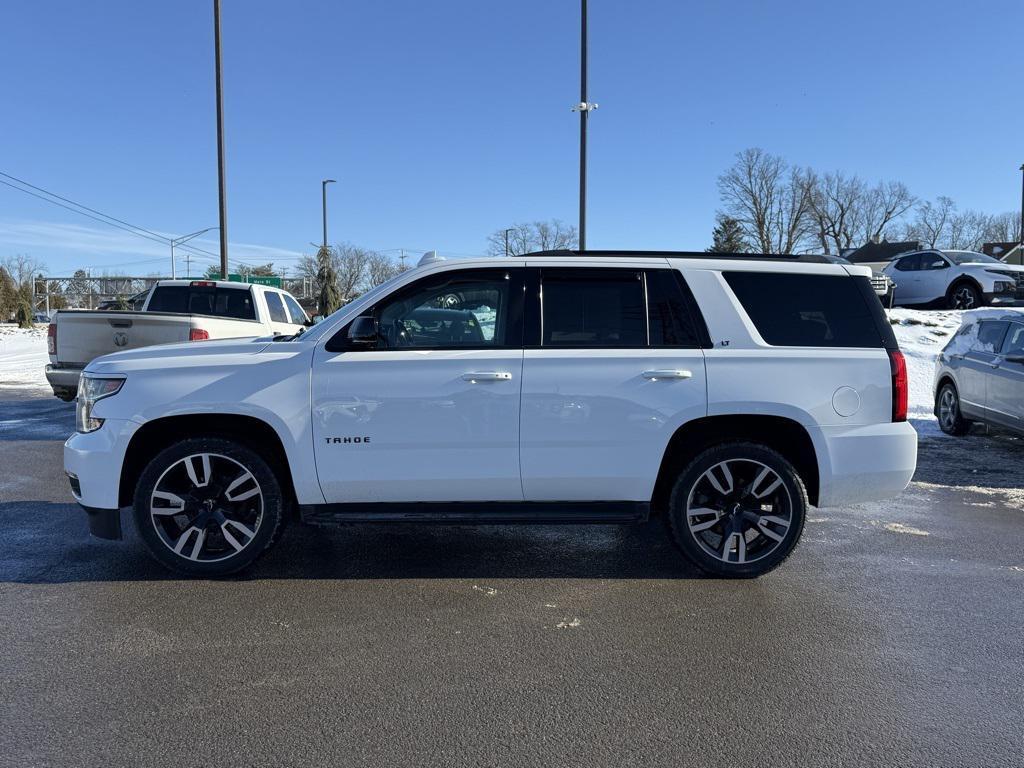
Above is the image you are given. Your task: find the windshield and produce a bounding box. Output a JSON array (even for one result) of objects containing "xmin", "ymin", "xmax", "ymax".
[{"xmin": 945, "ymin": 250, "xmax": 1002, "ymax": 265}]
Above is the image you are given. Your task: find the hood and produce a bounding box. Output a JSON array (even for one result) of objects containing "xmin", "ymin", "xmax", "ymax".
[
  {"xmin": 85, "ymin": 336, "xmax": 274, "ymax": 375},
  {"xmin": 964, "ymin": 262, "xmax": 1024, "ymax": 272}
]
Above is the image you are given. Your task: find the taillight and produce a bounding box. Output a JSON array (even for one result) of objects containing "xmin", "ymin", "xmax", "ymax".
[
  {"xmin": 47, "ymin": 322, "xmax": 57, "ymax": 355},
  {"xmin": 888, "ymin": 349, "xmax": 908, "ymax": 422},
  {"xmin": 189, "ymin": 328, "xmax": 210, "ymax": 341}
]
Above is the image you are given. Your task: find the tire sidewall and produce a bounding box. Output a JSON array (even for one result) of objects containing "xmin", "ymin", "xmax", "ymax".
[
  {"xmin": 937, "ymin": 382, "xmax": 966, "ymax": 435},
  {"xmin": 668, "ymin": 443, "xmax": 807, "ymax": 578},
  {"xmin": 132, "ymin": 437, "xmax": 283, "ymax": 576},
  {"xmin": 947, "ymin": 281, "xmax": 982, "ymax": 310}
]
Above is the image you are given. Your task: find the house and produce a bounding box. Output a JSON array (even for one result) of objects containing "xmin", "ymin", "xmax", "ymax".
[
  {"xmin": 982, "ymin": 241, "xmax": 1024, "ymax": 265},
  {"xmin": 844, "ymin": 240, "xmax": 923, "ymax": 271}
]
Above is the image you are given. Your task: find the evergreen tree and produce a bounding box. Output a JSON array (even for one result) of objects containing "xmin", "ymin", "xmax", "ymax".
[
  {"xmin": 707, "ymin": 215, "xmax": 750, "ymax": 253},
  {"xmin": 15, "ymin": 295, "xmax": 34, "ymax": 328},
  {"xmin": 316, "ymin": 247, "xmax": 342, "ymax": 316}
]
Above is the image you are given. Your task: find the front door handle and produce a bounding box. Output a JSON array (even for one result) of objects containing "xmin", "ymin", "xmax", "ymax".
[
  {"xmin": 462, "ymin": 371, "xmax": 513, "ymax": 382},
  {"xmin": 642, "ymin": 369, "xmax": 693, "ymax": 380}
]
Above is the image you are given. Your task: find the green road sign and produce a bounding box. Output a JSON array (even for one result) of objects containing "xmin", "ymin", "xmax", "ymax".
[{"xmin": 208, "ymin": 273, "xmax": 282, "ymax": 288}]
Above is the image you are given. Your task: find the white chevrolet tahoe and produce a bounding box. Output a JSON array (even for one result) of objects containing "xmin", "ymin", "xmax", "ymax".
[{"xmin": 64, "ymin": 251, "xmax": 918, "ymax": 578}]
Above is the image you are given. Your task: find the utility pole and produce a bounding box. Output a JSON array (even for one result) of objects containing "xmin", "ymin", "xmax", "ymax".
[
  {"xmin": 171, "ymin": 227, "xmax": 218, "ymax": 279},
  {"xmin": 504, "ymin": 227, "xmax": 513, "ymax": 257},
  {"xmin": 1019, "ymin": 164, "xmax": 1023, "ymax": 256},
  {"xmin": 214, "ymin": 0, "xmax": 229, "ymax": 277},
  {"xmin": 322, "ymin": 179, "xmax": 336, "ymax": 249},
  {"xmin": 571, "ymin": 0, "xmax": 598, "ymax": 252},
  {"xmin": 399, "ymin": 249, "xmax": 406, "ymax": 270}
]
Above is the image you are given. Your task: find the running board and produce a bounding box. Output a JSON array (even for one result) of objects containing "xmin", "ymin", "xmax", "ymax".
[{"xmin": 299, "ymin": 501, "xmax": 649, "ymax": 526}]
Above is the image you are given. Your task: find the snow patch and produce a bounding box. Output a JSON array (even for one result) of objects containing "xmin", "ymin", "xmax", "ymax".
[
  {"xmin": 882, "ymin": 522, "xmax": 930, "ymax": 536},
  {"xmin": 0, "ymin": 325, "xmax": 50, "ymax": 392},
  {"xmin": 555, "ymin": 617, "xmax": 581, "ymax": 629}
]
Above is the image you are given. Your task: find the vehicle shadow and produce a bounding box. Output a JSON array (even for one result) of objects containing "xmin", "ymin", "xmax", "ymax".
[
  {"xmin": 913, "ymin": 427, "xmax": 1023, "ymax": 490},
  {"xmin": 0, "ymin": 501, "xmax": 708, "ymax": 584}
]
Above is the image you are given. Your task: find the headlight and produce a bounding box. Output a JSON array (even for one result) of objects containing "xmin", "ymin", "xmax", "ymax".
[{"xmin": 76, "ymin": 375, "xmax": 125, "ymax": 433}]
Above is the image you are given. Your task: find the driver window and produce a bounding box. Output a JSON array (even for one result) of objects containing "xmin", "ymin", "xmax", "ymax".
[
  {"xmin": 1001, "ymin": 324, "xmax": 1024, "ymax": 356},
  {"xmin": 374, "ymin": 270, "xmax": 511, "ymax": 349}
]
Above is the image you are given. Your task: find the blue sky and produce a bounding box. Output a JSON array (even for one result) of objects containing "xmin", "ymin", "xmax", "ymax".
[{"xmin": 2, "ymin": 0, "xmax": 1022, "ymax": 275}]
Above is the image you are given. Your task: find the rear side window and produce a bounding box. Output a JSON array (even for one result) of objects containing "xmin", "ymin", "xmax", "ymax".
[
  {"xmin": 975, "ymin": 321, "xmax": 1009, "ymax": 353},
  {"xmin": 264, "ymin": 292, "xmax": 288, "ymax": 323},
  {"xmin": 724, "ymin": 272, "xmax": 886, "ymax": 348},
  {"xmin": 542, "ymin": 269, "xmax": 645, "ymax": 347},
  {"xmin": 148, "ymin": 286, "xmax": 256, "ymax": 320},
  {"xmin": 646, "ymin": 270, "xmax": 703, "ymax": 347}
]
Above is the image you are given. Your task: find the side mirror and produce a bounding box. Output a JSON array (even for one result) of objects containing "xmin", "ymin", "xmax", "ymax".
[
  {"xmin": 305, "ymin": 315, "xmax": 325, "ymax": 327},
  {"xmin": 347, "ymin": 316, "xmax": 380, "ymax": 347}
]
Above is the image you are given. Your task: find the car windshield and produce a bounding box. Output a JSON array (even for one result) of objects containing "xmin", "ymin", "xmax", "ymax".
[{"xmin": 945, "ymin": 251, "xmax": 1002, "ymax": 265}]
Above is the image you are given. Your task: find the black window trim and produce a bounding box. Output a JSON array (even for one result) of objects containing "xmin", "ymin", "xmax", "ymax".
[
  {"xmin": 526, "ymin": 266, "xmax": 709, "ymax": 350},
  {"xmin": 325, "ymin": 267, "xmax": 526, "ymax": 353}
]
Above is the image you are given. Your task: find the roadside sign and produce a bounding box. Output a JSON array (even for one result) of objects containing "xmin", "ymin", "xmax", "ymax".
[{"xmin": 207, "ymin": 273, "xmax": 283, "ymax": 288}]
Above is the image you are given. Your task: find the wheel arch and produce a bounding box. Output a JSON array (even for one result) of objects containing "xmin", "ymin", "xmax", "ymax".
[
  {"xmin": 947, "ymin": 275, "xmax": 984, "ymax": 301},
  {"xmin": 118, "ymin": 413, "xmax": 298, "ymax": 513},
  {"xmin": 651, "ymin": 415, "xmax": 820, "ymax": 512}
]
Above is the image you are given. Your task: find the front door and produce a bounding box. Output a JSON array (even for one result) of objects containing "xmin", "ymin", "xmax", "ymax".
[
  {"xmin": 312, "ymin": 267, "xmax": 525, "ymax": 502},
  {"xmin": 519, "ymin": 266, "xmax": 708, "ymax": 502},
  {"xmin": 958, "ymin": 320, "xmax": 1009, "ymax": 418},
  {"xmin": 989, "ymin": 321, "xmax": 1024, "ymax": 431},
  {"xmin": 916, "ymin": 253, "xmax": 952, "ymax": 303}
]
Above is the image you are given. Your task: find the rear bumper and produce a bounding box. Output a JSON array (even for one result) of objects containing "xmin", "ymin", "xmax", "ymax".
[
  {"xmin": 45, "ymin": 364, "xmax": 82, "ymax": 391},
  {"xmin": 813, "ymin": 421, "xmax": 918, "ymax": 508}
]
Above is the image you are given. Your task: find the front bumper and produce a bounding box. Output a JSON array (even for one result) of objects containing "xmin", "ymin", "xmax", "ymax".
[
  {"xmin": 64, "ymin": 418, "xmax": 139, "ymax": 538},
  {"xmin": 813, "ymin": 421, "xmax": 918, "ymax": 508}
]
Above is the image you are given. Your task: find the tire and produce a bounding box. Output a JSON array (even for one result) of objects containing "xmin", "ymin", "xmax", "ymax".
[
  {"xmin": 132, "ymin": 437, "xmax": 285, "ymax": 576},
  {"xmin": 936, "ymin": 382, "xmax": 970, "ymax": 436},
  {"xmin": 946, "ymin": 281, "xmax": 983, "ymax": 310},
  {"xmin": 53, "ymin": 387, "xmax": 77, "ymax": 402},
  {"xmin": 666, "ymin": 442, "xmax": 807, "ymax": 578}
]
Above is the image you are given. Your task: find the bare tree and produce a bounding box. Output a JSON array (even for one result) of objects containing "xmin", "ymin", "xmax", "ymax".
[
  {"xmin": 1, "ymin": 254, "xmax": 45, "ymax": 289},
  {"xmin": 859, "ymin": 181, "xmax": 916, "ymax": 244},
  {"xmin": 717, "ymin": 148, "xmax": 814, "ymax": 254},
  {"xmin": 982, "ymin": 211, "xmax": 1023, "ymax": 244},
  {"xmin": 902, "ymin": 196, "xmax": 956, "ymax": 248},
  {"xmin": 486, "ymin": 219, "xmax": 578, "ymax": 257},
  {"xmin": 366, "ymin": 251, "xmax": 404, "ymax": 289},
  {"xmin": 806, "ymin": 173, "xmax": 916, "ymax": 255},
  {"xmin": 947, "ymin": 210, "xmax": 991, "ymax": 251}
]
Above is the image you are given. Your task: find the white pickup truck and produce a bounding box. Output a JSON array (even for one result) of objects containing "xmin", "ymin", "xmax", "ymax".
[{"xmin": 46, "ymin": 280, "xmax": 308, "ymax": 400}]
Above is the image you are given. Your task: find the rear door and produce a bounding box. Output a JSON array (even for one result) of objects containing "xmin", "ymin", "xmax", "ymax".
[
  {"xmin": 958, "ymin": 321, "xmax": 1009, "ymax": 417},
  {"xmin": 519, "ymin": 266, "xmax": 708, "ymax": 502},
  {"xmin": 989, "ymin": 321, "xmax": 1024, "ymax": 432}
]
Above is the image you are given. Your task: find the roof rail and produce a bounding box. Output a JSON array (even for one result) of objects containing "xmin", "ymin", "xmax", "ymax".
[{"xmin": 520, "ymin": 249, "xmax": 831, "ymax": 263}]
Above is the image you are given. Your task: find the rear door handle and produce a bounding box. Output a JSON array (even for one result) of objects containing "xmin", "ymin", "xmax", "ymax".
[
  {"xmin": 462, "ymin": 371, "xmax": 512, "ymax": 382},
  {"xmin": 642, "ymin": 369, "xmax": 693, "ymax": 380}
]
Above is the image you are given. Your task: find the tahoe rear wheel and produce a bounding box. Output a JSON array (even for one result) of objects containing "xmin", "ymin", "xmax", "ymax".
[
  {"xmin": 132, "ymin": 437, "xmax": 284, "ymax": 576},
  {"xmin": 667, "ymin": 443, "xmax": 807, "ymax": 578}
]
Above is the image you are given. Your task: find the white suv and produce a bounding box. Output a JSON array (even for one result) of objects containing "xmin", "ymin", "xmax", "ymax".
[
  {"xmin": 881, "ymin": 250, "xmax": 1024, "ymax": 309},
  {"xmin": 64, "ymin": 251, "xmax": 918, "ymax": 578}
]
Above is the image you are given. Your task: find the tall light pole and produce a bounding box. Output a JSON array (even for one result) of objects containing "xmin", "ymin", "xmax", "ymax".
[
  {"xmin": 171, "ymin": 227, "xmax": 218, "ymax": 279},
  {"xmin": 213, "ymin": 0, "xmax": 229, "ymax": 278},
  {"xmin": 322, "ymin": 179, "xmax": 336, "ymax": 249},
  {"xmin": 504, "ymin": 227, "xmax": 513, "ymax": 257},
  {"xmin": 571, "ymin": 0, "xmax": 598, "ymax": 252}
]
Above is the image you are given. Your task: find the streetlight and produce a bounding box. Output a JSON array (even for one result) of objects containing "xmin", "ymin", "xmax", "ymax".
[
  {"xmin": 322, "ymin": 179, "xmax": 336, "ymax": 249},
  {"xmin": 571, "ymin": 0, "xmax": 598, "ymax": 252},
  {"xmin": 213, "ymin": 0, "xmax": 229, "ymax": 277},
  {"xmin": 504, "ymin": 227, "xmax": 513, "ymax": 257},
  {"xmin": 1019, "ymin": 164, "xmax": 1023, "ymax": 257},
  {"xmin": 171, "ymin": 227, "xmax": 218, "ymax": 279}
]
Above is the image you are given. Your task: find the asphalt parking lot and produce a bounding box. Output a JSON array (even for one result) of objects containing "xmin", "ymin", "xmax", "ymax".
[{"xmin": 1, "ymin": 389, "xmax": 1022, "ymax": 768}]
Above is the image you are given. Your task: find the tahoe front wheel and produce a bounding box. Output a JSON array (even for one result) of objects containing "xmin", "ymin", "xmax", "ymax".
[
  {"xmin": 132, "ymin": 437, "xmax": 284, "ymax": 576},
  {"xmin": 667, "ymin": 443, "xmax": 807, "ymax": 578}
]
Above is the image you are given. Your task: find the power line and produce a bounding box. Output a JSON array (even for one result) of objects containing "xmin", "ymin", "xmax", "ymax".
[{"xmin": 0, "ymin": 170, "xmax": 221, "ymax": 265}]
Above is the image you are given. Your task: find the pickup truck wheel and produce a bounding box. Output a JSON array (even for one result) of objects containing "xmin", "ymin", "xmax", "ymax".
[
  {"xmin": 53, "ymin": 387, "xmax": 76, "ymax": 402},
  {"xmin": 937, "ymin": 383, "xmax": 970, "ymax": 436},
  {"xmin": 666, "ymin": 443, "xmax": 807, "ymax": 578},
  {"xmin": 132, "ymin": 438, "xmax": 283, "ymax": 576},
  {"xmin": 947, "ymin": 281, "xmax": 982, "ymax": 310}
]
